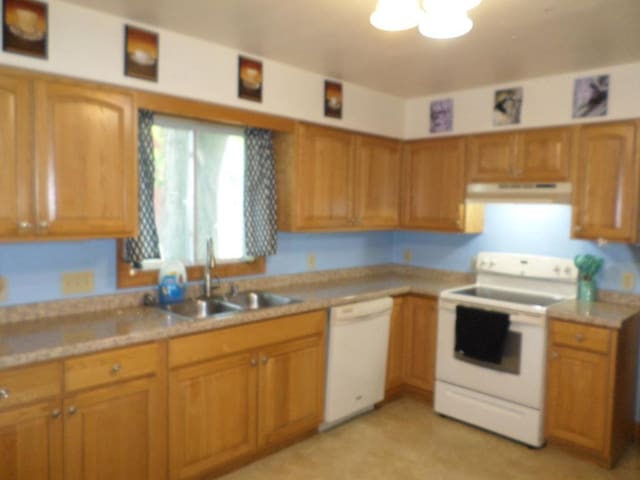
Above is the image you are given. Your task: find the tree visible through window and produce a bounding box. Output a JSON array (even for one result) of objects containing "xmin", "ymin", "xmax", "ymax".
[{"xmin": 147, "ymin": 115, "xmax": 246, "ymax": 267}]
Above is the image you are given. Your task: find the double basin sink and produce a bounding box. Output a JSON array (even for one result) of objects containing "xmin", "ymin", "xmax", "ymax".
[{"xmin": 160, "ymin": 291, "xmax": 301, "ymax": 319}]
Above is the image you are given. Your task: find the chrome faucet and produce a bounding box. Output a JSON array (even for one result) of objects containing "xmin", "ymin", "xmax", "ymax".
[{"xmin": 204, "ymin": 237, "xmax": 217, "ymax": 298}]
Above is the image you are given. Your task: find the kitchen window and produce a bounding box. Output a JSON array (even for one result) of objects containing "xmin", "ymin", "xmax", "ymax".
[{"xmin": 142, "ymin": 115, "xmax": 249, "ymax": 268}]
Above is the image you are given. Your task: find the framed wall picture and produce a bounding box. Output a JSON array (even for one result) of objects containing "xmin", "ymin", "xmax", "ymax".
[
  {"xmin": 573, "ymin": 75, "xmax": 609, "ymax": 118},
  {"xmin": 430, "ymin": 98, "xmax": 453, "ymax": 133},
  {"xmin": 324, "ymin": 80, "xmax": 343, "ymax": 119},
  {"xmin": 2, "ymin": 0, "xmax": 48, "ymax": 59},
  {"xmin": 238, "ymin": 56, "xmax": 263, "ymax": 102},
  {"xmin": 493, "ymin": 87, "xmax": 523, "ymax": 126},
  {"xmin": 124, "ymin": 25, "xmax": 159, "ymax": 82}
]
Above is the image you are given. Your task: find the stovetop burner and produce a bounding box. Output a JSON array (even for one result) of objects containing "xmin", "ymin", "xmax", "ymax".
[{"xmin": 451, "ymin": 286, "xmax": 562, "ymax": 308}]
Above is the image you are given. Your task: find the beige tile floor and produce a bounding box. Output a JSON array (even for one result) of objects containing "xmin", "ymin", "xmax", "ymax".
[{"xmin": 220, "ymin": 397, "xmax": 640, "ymax": 480}]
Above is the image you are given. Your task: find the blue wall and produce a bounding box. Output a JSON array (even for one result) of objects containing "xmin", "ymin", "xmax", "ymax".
[
  {"xmin": 0, "ymin": 232, "xmax": 394, "ymax": 306},
  {"xmin": 393, "ymin": 204, "xmax": 640, "ymax": 293}
]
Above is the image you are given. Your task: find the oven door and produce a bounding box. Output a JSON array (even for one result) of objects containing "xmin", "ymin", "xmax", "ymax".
[{"xmin": 435, "ymin": 299, "xmax": 546, "ymax": 409}]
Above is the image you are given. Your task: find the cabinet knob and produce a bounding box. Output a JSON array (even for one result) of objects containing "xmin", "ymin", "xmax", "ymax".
[
  {"xmin": 37, "ymin": 221, "xmax": 49, "ymax": 231},
  {"xmin": 250, "ymin": 358, "xmax": 258, "ymax": 366},
  {"xmin": 0, "ymin": 388, "xmax": 9, "ymax": 400},
  {"xmin": 68, "ymin": 406, "xmax": 78, "ymax": 416},
  {"xmin": 261, "ymin": 356, "xmax": 269, "ymax": 365},
  {"xmin": 51, "ymin": 409, "xmax": 62, "ymax": 419},
  {"xmin": 111, "ymin": 362, "xmax": 122, "ymax": 373},
  {"xmin": 17, "ymin": 221, "xmax": 32, "ymax": 231},
  {"xmin": 574, "ymin": 225, "xmax": 583, "ymax": 232},
  {"xmin": 551, "ymin": 351, "xmax": 559, "ymax": 359},
  {"xmin": 575, "ymin": 333, "xmax": 585, "ymax": 343}
]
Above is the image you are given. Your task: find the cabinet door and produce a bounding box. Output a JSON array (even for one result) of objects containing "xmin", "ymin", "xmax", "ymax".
[
  {"xmin": 467, "ymin": 132, "xmax": 517, "ymax": 182},
  {"xmin": 546, "ymin": 345, "xmax": 610, "ymax": 453},
  {"xmin": 34, "ymin": 80, "xmax": 136, "ymax": 238},
  {"xmin": 404, "ymin": 296, "xmax": 437, "ymax": 393},
  {"xmin": 353, "ymin": 135, "xmax": 401, "ymax": 228},
  {"xmin": 572, "ymin": 121, "xmax": 638, "ymax": 242},
  {"xmin": 169, "ymin": 352, "xmax": 257, "ymax": 480},
  {"xmin": 402, "ymin": 138, "xmax": 468, "ymax": 231},
  {"xmin": 0, "ymin": 73, "xmax": 32, "ymax": 237},
  {"xmin": 517, "ymin": 127, "xmax": 571, "ymax": 181},
  {"xmin": 64, "ymin": 377, "xmax": 165, "ymax": 480},
  {"xmin": 385, "ymin": 296, "xmax": 406, "ymax": 394},
  {"xmin": 296, "ymin": 124, "xmax": 355, "ymax": 229},
  {"xmin": 258, "ymin": 335, "xmax": 324, "ymax": 448},
  {"xmin": 0, "ymin": 400, "xmax": 62, "ymax": 480}
]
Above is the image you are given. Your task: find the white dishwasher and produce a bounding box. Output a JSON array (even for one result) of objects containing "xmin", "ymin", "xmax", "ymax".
[{"xmin": 321, "ymin": 296, "xmax": 393, "ymax": 431}]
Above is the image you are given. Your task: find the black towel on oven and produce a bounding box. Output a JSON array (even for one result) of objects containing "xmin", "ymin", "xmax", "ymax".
[{"xmin": 455, "ymin": 305, "xmax": 510, "ymax": 364}]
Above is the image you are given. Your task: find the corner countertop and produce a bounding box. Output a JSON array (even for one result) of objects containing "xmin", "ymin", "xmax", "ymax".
[{"xmin": 0, "ymin": 271, "xmax": 638, "ymax": 371}]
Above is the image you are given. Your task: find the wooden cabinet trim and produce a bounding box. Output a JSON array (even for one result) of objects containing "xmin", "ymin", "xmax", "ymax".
[{"xmin": 169, "ymin": 310, "xmax": 326, "ymax": 368}]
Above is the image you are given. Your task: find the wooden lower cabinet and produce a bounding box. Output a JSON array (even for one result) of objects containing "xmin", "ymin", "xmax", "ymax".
[
  {"xmin": 168, "ymin": 310, "xmax": 326, "ymax": 480},
  {"xmin": 385, "ymin": 295, "xmax": 438, "ymax": 399},
  {"xmin": 404, "ymin": 296, "xmax": 438, "ymax": 394},
  {"xmin": 258, "ymin": 335, "xmax": 325, "ymax": 448},
  {"xmin": 545, "ymin": 317, "xmax": 640, "ymax": 467},
  {"xmin": 169, "ymin": 352, "xmax": 258, "ymax": 480},
  {"xmin": 0, "ymin": 399, "xmax": 63, "ymax": 480}
]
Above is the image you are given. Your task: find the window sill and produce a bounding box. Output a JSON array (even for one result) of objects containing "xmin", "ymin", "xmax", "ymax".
[{"xmin": 116, "ymin": 241, "xmax": 266, "ymax": 289}]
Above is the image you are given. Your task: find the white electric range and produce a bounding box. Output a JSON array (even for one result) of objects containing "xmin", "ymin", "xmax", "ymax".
[{"xmin": 434, "ymin": 252, "xmax": 578, "ymax": 447}]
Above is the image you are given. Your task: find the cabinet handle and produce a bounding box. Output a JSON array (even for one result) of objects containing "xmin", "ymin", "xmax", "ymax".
[
  {"xmin": 17, "ymin": 221, "xmax": 32, "ymax": 232},
  {"xmin": 111, "ymin": 362, "xmax": 122, "ymax": 373},
  {"xmin": 37, "ymin": 221, "xmax": 49, "ymax": 232},
  {"xmin": 261, "ymin": 356, "xmax": 269, "ymax": 365},
  {"xmin": 250, "ymin": 358, "xmax": 258, "ymax": 367},
  {"xmin": 68, "ymin": 406, "xmax": 78, "ymax": 416},
  {"xmin": 575, "ymin": 333, "xmax": 585, "ymax": 343},
  {"xmin": 0, "ymin": 388, "xmax": 9, "ymax": 400},
  {"xmin": 574, "ymin": 225, "xmax": 583, "ymax": 232},
  {"xmin": 551, "ymin": 351, "xmax": 559, "ymax": 359},
  {"xmin": 51, "ymin": 409, "xmax": 62, "ymax": 419}
]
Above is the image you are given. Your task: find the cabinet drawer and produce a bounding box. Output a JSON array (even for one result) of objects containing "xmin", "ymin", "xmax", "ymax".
[
  {"xmin": 64, "ymin": 343, "xmax": 158, "ymax": 391},
  {"xmin": 550, "ymin": 321, "xmax": 611, "ymax": 354},
  {"xmin": 0, "ymin": 362, "xmax": 62, "ymax": 409}
]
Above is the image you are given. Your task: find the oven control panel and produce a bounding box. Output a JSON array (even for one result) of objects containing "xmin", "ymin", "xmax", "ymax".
[{"xmin": 475, "ymin": 252, "xmax": 578, "ymax": 280}]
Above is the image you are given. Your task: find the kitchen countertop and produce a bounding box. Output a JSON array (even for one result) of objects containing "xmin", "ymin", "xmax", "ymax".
[{"xmin": 0, "ymin": 271, "xmax": 638, "ymax": 371}]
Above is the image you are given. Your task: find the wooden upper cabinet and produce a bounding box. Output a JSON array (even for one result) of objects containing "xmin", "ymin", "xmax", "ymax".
[
  {"xmin": 353, "ymin": 136, "xmax": 401, "ymax": 228},
  {"xmin": 34, "ymin": 80, "xmax": 137, "ymax": 238},
  {"xmin": 517, "ymin": 127, "xmax": 571, "ymax": 181},
  {"xmin": 467, "ymin": 128, "xmax": 571, "ymax": 182},
  {"xmin": 402, "ymin": 137, "xmax": 482, "ymax": 232},
  {"xmin": 466, "ymin": 132, "xmax": 517, "ymax": 182},
  {"xmin": 572, "ymin": 121, "xmax": 639, "ymax": 242},
  {"xmin": 0, "ymin": 72, "xmax": 33, "ymax": 237},
  {"xmin": 275, "ymin": 123, "xmax": 400, "ymax": 231},
  {"xmin": 295, "ymin": 123, "xmax": 354, "ymax": 229}
]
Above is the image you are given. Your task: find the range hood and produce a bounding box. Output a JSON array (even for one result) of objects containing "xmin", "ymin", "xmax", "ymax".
[{"xmin": 466, "ymin": 182, "xmax": 572, "ymax": 204}]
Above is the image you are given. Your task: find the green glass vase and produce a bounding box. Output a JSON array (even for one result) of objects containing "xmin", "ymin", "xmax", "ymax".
[{"xmin": 578, "ymin": 278, "xmax": 596, "ymax": 302}]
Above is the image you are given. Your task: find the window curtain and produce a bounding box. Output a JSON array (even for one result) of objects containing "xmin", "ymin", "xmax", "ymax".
[
  {"xmin": 244, "ymin": 127, "xmax": 277, "ymax": 257},
  {"xmin": 124, "ymin": 109, "xmax": 161, "ymax": 266}
]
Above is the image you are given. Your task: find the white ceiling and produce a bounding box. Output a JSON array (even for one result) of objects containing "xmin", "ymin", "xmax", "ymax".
[{"xmin": 62, "ymin": 0, "xmax": 640, "ymax": 98}]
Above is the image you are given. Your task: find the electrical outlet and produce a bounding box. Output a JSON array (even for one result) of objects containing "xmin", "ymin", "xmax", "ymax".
[
  {"xmin": 403, "ymin": 249, "xmax": 412, "ymax": 263},
  {"xmin": 622, "ymin": 272, "xmax": 635, "ymax": 291},
  {"xmin": 307, "ymin": 253, "xmax": 316, "ymax": 270},
  {"xmin": 61, "ymin": 271, "xmax": 95, "ymax": 295},
  {"xmin": 0, "ymin": 276, "xmax": 7, "ymax": 302}
]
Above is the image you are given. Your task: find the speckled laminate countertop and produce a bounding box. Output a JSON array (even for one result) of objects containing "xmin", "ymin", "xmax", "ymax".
[
  {"xmin": 0, "ymin": 270, "xmax": 637, "ymax": 371},
  {"xmin": 547, "ymin": 299, "xmax": 640, "ymax": 329}
]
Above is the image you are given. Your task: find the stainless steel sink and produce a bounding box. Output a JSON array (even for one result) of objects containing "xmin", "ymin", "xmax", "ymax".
[
  {"xmin": 224, "ymin": 290, "xmax": 301, "ymax": 310},
  {"xmin": 161, "ymin": 297, "xmax": 243, "ymax": 318}
]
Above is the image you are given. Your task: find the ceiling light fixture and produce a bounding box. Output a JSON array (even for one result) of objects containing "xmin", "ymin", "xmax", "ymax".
[
  {"xmin": 369, "ymin": 0, "xmax": 422, "ymax": 32},
  {"xmin": 370, "ymin": 0, "xmax": 481, "ymax": 39}
]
